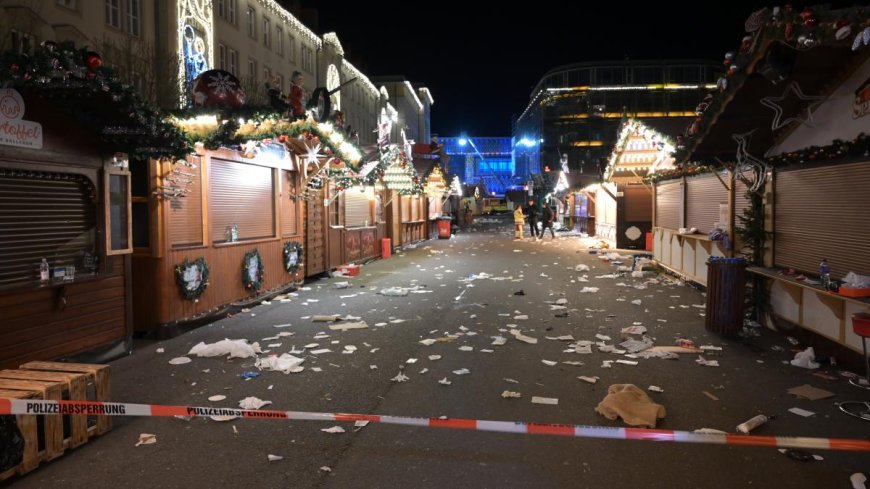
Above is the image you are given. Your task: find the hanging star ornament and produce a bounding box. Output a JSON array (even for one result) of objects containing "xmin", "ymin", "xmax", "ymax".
[{"xmin": 759, "ymin": 81, "xmax": 826, "ymax": 131}]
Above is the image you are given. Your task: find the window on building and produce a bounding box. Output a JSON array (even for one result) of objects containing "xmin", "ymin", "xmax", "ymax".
[
  {"xmin": 262, "ymin": 17, "xmax": 270, "ymax": 48},
  {"xmin": 301, "ymin": 46, "xmax": 314, "ymax": 73},
  {"xmin": 287, "ymin": 35, "xmax": 296, "ymax": 61},
  {"xmin": 105, "ymin": 0, "xmax": 121, "ymax": 28},
  {"xmin": 227, "ymin": 0, "xmax": 236, "ymax": 24},
  {"xmin": 126, "ymin": 0, "xmax": 141, "ymax": 37},
  {"xmin": 248, "ymin": 59, "xmax": 256, "ymax": 82},
  {"xmin": 263, "ymin": 67, "xmax": 270, "ymax": 84},
  {"xmin": 218, "ymin": 44, "xmax": 227, "ymax": 71},
  {"xmin": 10, "ymin": 30, "xmax": 33, "ymax": 54},
  {"xmin": 228, "ymin": 49, "xmax": 238, "ymax": 76},
  {"xmin": 57, "ymin": 0, "xmax": 77, "ymax": 10},
  {"xmin": 275, "ymin": 27, "xmax": 283, "ymax": 56},
  {"xmin": 246, "ymin": 6, "xmax": 256, "ymax": 39}
]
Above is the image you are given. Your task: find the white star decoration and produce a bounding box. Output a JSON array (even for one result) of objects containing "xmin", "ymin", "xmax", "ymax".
[{"xmin": 759, "ymin": 81, "xmax": 826, "ymax": 131}]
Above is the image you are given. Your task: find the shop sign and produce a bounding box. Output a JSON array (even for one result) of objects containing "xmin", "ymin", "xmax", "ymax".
[
  {"xmin": 854, "ymin": 76, "xmax": 870, "ymax": 120},
  {"xmin": 0, "ymin": 89, "xmax": 42, "ymax": 149}
]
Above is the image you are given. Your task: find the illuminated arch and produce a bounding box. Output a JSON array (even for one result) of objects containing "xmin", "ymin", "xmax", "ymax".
[{"xmin": 327, "ymin": 64, "xmax": 341, "ymax": 111}]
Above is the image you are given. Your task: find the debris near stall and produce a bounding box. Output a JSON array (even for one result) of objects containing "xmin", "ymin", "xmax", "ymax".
[
  {"xmin": 791, "ymin": 347, "xmax": 820, "ymax": 369},
  {"xmin": 787, "ymin": 384, "xmax": 835, "ymax": 400},
  {"xmin": 595, "ymin": 384, "xmax": 666, "ymax": 428},
  {"xmin": 188, "ymin": 339, "xmax": 261, "ymax": 359}
]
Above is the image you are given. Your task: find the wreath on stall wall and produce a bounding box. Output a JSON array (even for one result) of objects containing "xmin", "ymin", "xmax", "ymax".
[
  {"xmin": 242, "ymin": 249, "xmax": 264, "ymax": 292},
  {"xmin": 283, "ymin": 241, "xmax": 304, "ymax": 274},
  {"xmin": 174, "ymin": 257, "xmax": 210, "ymax": 300}
]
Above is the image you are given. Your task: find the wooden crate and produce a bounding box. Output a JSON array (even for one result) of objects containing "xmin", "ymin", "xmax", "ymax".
[
  {"xmin": 0, "ymin": 388, "xmax": 41, "ymax": 481},
  {"xmin": 0, "ymin": 370, "xmax": 89, "ymax": 448},
  {"xmin": 0, "ymin": 379, "xmax": 64, "ymax": 461},
  {"xmin": 19, "ymin": 362, "xmax": 112, "ymax": 436}
]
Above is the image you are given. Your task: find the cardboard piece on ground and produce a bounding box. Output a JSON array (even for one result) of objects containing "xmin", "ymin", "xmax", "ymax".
[
  {"xmin": 787, "ymin": 384, "xmax": 835, "ymax": 400},
  {"xmin": 329, "ymin": 321, "xmax": 369, "ymax": 331},
  {"xmin": 648, "ymin": 346, "xmax": 703, "ymax": 354}
]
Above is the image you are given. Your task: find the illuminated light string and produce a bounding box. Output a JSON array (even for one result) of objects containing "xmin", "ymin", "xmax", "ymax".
[
  {"xmin": 177, "ymin": 0, "xmax": 213, "ymax": 105},
  {"xmin": 604, "ymin": 119, "xmax": 676, "ymax": 180}
]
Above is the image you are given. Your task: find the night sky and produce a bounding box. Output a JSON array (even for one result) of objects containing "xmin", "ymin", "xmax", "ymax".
[{"xmin": 301, "ymin": 1, "xmax": 858, "ymax": 137}]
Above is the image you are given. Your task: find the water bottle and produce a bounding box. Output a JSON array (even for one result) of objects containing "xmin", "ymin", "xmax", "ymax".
[
  {"xmin": 819, "ymin": 259, "xmax": 831, "ymax": 289},
  {"xmin": 736, "ymin": 414, "xmax": 769, "ymax": 434},
  {"xmin": 40, "ymin": 259, "xmax": 50, "ymax": 281}
]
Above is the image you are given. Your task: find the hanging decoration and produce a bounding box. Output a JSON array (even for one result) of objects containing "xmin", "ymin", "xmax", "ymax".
[
  {"xmin": 283, "ymin": 241, "xmax": 304, "ymax": 274},
  {"xmin": 732, "ymin": 130, "xmax": 769, "ymax": 193},
  {"xmin": 177, "ymin": 0, "xmax": 214, "ymax": 104},
  {"xmin": 242, "ymin": 249, "xmax": 264, "ymax": 292},
  {"xmin": 174, "ymin": 257, "xmax": 209, "ymax": 300},
  {"xmin": 191, "ymin": 69, "xmax": 245, "ymax": 109},
  {"xmin": 643, "ymin": 164, "xmax": 715, "ymax": 184},
  {"xmin": 154, "ymin": 157, "xmax": 199, "ymax": 200},
  {"xmin": 759, "ymin": 81, "xmax": 825, "ymax": 131}
]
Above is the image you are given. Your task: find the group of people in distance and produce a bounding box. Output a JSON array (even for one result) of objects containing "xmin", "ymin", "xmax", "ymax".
[{"xmin": 513, "ymin": 199, "xmax": 555, "ymax": 241}]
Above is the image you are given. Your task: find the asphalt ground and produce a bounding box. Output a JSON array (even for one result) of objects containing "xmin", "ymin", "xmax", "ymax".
[{"xmin": 5, "ymin": 216, "xmax": 869, "ymax": 489}]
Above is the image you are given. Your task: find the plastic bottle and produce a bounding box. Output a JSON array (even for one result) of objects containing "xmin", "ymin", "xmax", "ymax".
[
  {"xmin": 736, "ymin": 414, "xmax": 769, "ymax": 434},
  {"xmin": 40, "ymin": 259, "xmax": 50, "ymax": 281},
  {"xmin": 819, "ymin": 258, "xmax": 831, "ymax": 289}
]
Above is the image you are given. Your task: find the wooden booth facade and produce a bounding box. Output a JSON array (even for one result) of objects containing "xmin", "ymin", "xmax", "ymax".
[{"xmin": 0, "ymin": 90, "xmax": 133, "ymax": 368}]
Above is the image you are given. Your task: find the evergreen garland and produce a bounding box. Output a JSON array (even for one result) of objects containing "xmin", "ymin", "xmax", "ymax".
[
  {"xmin": 242, "ymin": 249, "xmax": 265, "ymax": 292},
  {"xmin": 283, "ymin": 241, "xmax": 304, "ymax": 274},
  {"xmin": 174, "ymin": 257, "xmax": 209, "ymax": 300}
]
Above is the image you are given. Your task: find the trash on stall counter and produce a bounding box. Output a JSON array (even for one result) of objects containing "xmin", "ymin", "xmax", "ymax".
[
  {"xmin": 238, "ymin": 397, "xmax": 272, "ymax": 410},
  {"xmin": 188, "ymin": 339, "xmax": 261, "ymax": 359},
  {"xmin": 595, "ymin": 384, "xmax": 666, "ymax": 428},
  {"xmin": 790, "ymin": 347, "xmax": 821, "ymax": 369},
  {"xmin": 135, "ymin": 433, "xmax": 157, "ymax": 447},
  {"xmin": 256, "ymin": 354, "xmax": 305, "ymax": 374}
]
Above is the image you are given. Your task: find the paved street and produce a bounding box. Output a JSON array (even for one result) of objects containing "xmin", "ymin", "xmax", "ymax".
[{"xmin": 7, "ymin": 219, "xmax": 869, "ymax": 489}]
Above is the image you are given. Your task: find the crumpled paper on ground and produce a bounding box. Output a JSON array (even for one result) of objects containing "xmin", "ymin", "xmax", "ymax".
[
  {"xmin": 188, "ymin": 339, "xmax": 261, "ymax": 359},
  {"xmin": 595, "ymin": 384, "xmax": 666, "ymax": 428},
  {"xmin": 238, "ymin": 397, "xmax": 272, "ymax": 410},
  {"xmin": 256, "ymin": 353, "xmax": 305, "ymax": 373},
  {"xmin": 791, "ymin": 347, "xmax": 820, "ymax": 369}
]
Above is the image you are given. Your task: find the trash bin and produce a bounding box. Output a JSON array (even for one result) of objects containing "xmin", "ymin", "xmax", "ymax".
[
  {"xmin": 705, "ymin": 256, "xmax": 747, "ymax": 336},
  {"xmin": 381, "ymin": 238, "xmax": 391, "ymax": 259},
  {"xmin": 437, "ymin": 217, "xmax": 451, "ymax": 239}
]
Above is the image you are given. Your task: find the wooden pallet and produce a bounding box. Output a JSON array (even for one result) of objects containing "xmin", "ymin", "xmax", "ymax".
[
  {"xmin": 0, "ymin": 388, "xmax": 41, "ymax": 481},
  {"xmin": 0, "ymin": 369, "xmax": 93, "ymax": 448},
  {"xmin": 19, "ymin": 361, "xmax": 112, "ymax": 436},
  {"xmin": 0, "ymin": 379, "xmax": 64, "ymax": 461}
]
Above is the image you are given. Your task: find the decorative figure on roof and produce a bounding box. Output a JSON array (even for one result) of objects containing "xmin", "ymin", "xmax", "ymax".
[
  {"xmin": 266, "ymin": 75, "xmax": 290, "ymax": 113},
  {"xmin": 376, "ymin": 109, "xmax": 392, "ymax": 148},
  {"xmin": 289, "ymin": 71, "xmax": 307, "ymax": 119}
]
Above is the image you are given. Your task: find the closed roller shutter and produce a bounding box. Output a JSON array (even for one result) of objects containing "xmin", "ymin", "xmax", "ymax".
[
  {"xmin": 169, "ymin": 156, "xmax": 203, "ymax": 247},
  {"xmin": 345, "ymin": 190, "xmax": 371, "ymax": 228},
  {"xmin": 686, "ymin": 172, "xmax": 728, "ymax": 234},
  {"xmin": 0, "ymin": 169, "xmax": 96, "ymax": 287},
  {"xmin": 624, "ymin": 184, "xmax": 652, "ymax": 222},
  {"xmin": 655, "ymin": 180, "xmax": 682, "ymax": 230},
  {"xmin": 775, "ymin": 161, "xmax": 870, "ymax": 278},
  {"xmin": 280, "ymin": 170, "xmax": 298, "ymax": 236},
  {"xmin": 210, "ymin": 159, "xmax": 274, "ymax": 243}
]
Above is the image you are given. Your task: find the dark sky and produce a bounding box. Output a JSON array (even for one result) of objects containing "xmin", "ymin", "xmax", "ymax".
[{"xmin": 300, "ymin": 1, "xmax": 856, "ymax": 137}]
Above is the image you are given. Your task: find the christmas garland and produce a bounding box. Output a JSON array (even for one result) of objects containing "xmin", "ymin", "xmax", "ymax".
[
  {"xmin": 283, "ymin": 241, "xmax": 304, "ymax": 274},
  {"xmin": 675, "ymin": 4, "xmax": 870, "ymax": 162},
  {"xmin": 242, "ymin": 249, "xmax": 265, "ymax": 292},
  {"xmin": 766, "ymin": 133, "xmax": 869, "ymax": 167},
  {"xmin": 644, "ymin": 164, "xmax": 715, "ymax": 183},
  {"xmin": 0, "ymin": 41, "xmax": 189, "ymax": 161},
  {"xmin": 174, "ymin": 257, "xmax": 210, "ymax": 300}
]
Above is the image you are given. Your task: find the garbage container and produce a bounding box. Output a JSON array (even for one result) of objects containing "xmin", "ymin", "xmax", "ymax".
[
  {"xmin": 437, "ymin": 217, "xmax": 452, "ymax": 239},
  {"xmin": 705, "ymin": 256, "xmax": 747, "ymax": 336}
]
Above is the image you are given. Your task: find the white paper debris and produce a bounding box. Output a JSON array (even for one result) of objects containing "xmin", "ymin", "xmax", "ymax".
[
  {"xmin": 419, "ymin": 339, "xmax": 437, "ymax": 346},
  {"xmin": 501, "ymin": 391, "xmax": 522, "ymax": 398},
  {"xmin": 135, "ymin": 433, "xmax": 157, "ymax": 447},
  {"xmin": 541, "ymin": 360, "xmax": 557, "ymax": 366},
  {"xmin": 503, "ymin": 378, "xmax": 519, "ymax": 384},
  {"xmin": 452, "ymin": 368, "xmax": 471, "ymax": 375},
  {"xmin": 155, "ymin": 348, "xmax": 164, "ymax": 354},
  {"xmin": 188, "ymin": 339, "xmax": 261, "ymax": 359},
  {"xmin": 531, "ymin": 396, "xmax": 559, "ymax": 405},
  {"xmin": 648, "ymin": 385, "xmax": 664, "ymax": 393},
  {"xmin": 510, "ymin": 329, "xmax": 538, "ymax": 344},
  {"xmin": 788, "ymin": 407, "xmax": 816, "ymax": 417},
  {"xmin": 595, "ymin": 334, "xmax": 611, "ymax": 341},
  {"xmin": 267, "ymin": 454, "xmax": 283, "ymax": 462},
  {"xmin": 169, "ymin": 357, "xmax": 191, "ymax": 365},
  {"xmin": 578, "ymin": 376, "xmax": 599, "ymax": 384},
  {"xmin": 491, "ymin": 336, "xmax": 507, "ymax": 346},
  {"xmin": 514, "ymin": 315, "xmax": 529, "ymax": 320},
  {"xmin": 329, "ymin": 321, "xmax": 369, "ymax": 331},
  {"xmin": 790, "ymin": 347, "xmax": 821, "ymax": 369},
  {"xmin": 428, "ymin": 355, "xmax": 442, "ymax": 361},
  {"xmin": 620, "ymin": 325, "xmax": 647, "ymax": 335},
  {"xmin": 581, "ymin": 287, "xmax": 600, "ymax": 293},
  {"xmin": 310, "ymin": 349, "xmax": 332, "ymax": 355},
  {"xmin": 696, "ymin": 356, "xmax": 720, "ymax": 367},
  {"xmin": 207, "ymin": 395, "xmax": 226, "ymax": 402},
  {"xmin": 238, "ymin": 397, "xmax": 272, "ymax": 410},
  {"xmin": 391, "ymin": 372, "xmax": 410, "ymax": 382},
  {"xmin": 321, "ymin": 426, "xmax": 346, "ymax": 434},
  {"xmin": 354, "ymin": 420, "xmax": 370, "ymax": 428},
  {"xmin": 438, "ymin": 377, "xmax": 452, "ymax": 385},
  {"xmin": 320, "ymin": 466, "xmax": 332, "ymax": 472},
  {"xmin": 616, "ymin": 359, "xmax": 639, "ymax": 366},
  {"xmin": 256, "ymin": 354, "xmax": 305, "ymax": 374}
]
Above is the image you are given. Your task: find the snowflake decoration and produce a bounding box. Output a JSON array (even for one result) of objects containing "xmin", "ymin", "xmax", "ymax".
[{"xmin": 207, "ymin": 72, "xmax": 237, "ymax": 95}]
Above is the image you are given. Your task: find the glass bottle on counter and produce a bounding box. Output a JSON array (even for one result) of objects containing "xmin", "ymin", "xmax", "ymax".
[
  {"xmin": 40, "ymin": 258, "xmax": 50, "ymax": 281},
  {"xmin": 819, "ymin": 258, "xmax": 831, "ymax": 289}
]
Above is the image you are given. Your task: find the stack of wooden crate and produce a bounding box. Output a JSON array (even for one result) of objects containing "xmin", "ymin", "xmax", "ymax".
[{"xmin": 0, "ymin": 362, "xmax": 111, "ymax": 481}]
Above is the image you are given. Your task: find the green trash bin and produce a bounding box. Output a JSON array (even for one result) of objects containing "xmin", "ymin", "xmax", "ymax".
[{"xmin": 704, "ymin": 257, "xmax": 747, "ymax": 337}]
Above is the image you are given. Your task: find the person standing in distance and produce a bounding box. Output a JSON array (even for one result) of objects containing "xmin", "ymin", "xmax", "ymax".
[
  {"xmin": 541, "ymin": 202, "xmax": 556, "ymax": 240},
  {"xmin": 524, "ymin": 199, "xmax": 539, "ymax": 240}
]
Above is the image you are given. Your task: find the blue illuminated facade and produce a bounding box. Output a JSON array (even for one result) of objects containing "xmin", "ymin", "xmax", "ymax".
[{"xmin": 441, "ymin": 137, "xmax": 514, "ymax": 196}]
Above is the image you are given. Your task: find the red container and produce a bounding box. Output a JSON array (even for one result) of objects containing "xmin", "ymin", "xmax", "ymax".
[
  {"xmin": 853, "ymin": 313, "xmax": 870, "ymax": 337},
  {"xmin": 381, "ymin": 238, "xmax": 391, "ymax": 259},
  {"xmin": 437, "ymin": 219, "xmax": 451, "ymax": 239},
  {"xmin": 336, "ymin": 264, "xmax": 360, "ymax": 276},
  {"xmin": 645, "ymin": 232, "xmax": 653, "ymax": 251}
]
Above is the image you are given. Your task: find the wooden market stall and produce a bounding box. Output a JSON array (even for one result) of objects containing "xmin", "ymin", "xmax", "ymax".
[{"xmin": 131, "ymin": 115, "xmax": 364, "ymax": 336}]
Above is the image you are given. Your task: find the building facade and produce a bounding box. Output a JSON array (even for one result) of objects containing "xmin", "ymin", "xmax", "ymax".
[
  {"xmin": 441, "ymin": 137, "xmax": 514, "ymax": 196},
  {"xmin": 371, "ymin": 76, "xmax": 434, "ymax": 146},
  {"xmin": 513, "ymin": 60, "xmax": 719, "ymax": 186}
]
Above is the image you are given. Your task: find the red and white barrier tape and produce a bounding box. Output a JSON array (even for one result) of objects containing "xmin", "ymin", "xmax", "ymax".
[{"xmin": 2, "ymin": 398, "xmax": 869, "ymax": 452}]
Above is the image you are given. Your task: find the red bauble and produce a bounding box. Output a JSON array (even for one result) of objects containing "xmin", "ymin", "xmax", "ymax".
[
  {"xmin": 84, "ymin": 52, "xmax": 102, "ymax": 71},
  {"xmin": 190, "ymin": 69, "xmax": 245, "ymax": 109},
  {"xmin": 804, "ymin": 16, "xmax": 818, "ymax": 27}
]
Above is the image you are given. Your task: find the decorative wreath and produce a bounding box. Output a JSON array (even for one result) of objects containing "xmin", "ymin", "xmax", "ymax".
[
  {"xmin": 242, "ymin": 248, "xmax": 264, "ymax": 292},
  {"xmin": 174, "ymin": 257, "xmax": 209, "ymax": 300},
  {"xmin": 283, "ymin": 241, "xmax": 304, "ymax": 274}
]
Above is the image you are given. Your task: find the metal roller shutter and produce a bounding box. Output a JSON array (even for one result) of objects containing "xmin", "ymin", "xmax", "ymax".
[
  {"xmin": 655, "ymin": 180, "xmax": 682, "ymax": 230},
  {"xmin": 686, "ymin": 172, "xmax": 728, "ymax": 234},
  {"xmin": 775, "ymin": 161, "xmax": 870, "ymax": 278},
  {"xmin": 210, "ymin": 159, "xmax": 274, "ymax": 243},
  {"xmin": 0, "ymin": 169, "xmax": 96, "ymax": 287},
  {"xmin": 169, "ymin": 156, "xmax": 203, "ymax": 247},
  {"xmin": 345, "ymin": 189, "xmax": 371, "ymax": 228},
  {"xmin": 280, "ymin": 170, "xmax": 298, "ymax": 236}
]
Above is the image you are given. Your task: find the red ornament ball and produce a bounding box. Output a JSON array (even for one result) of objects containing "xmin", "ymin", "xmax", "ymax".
[
  {"xmin": 190, "ymin": 69, "xmax": 245, "ymax": 109},
  {"xmin": 84, "ymin": 52, "xmax": 102, "ymax": 71},
  {"xmin": 804, "ymin": 16, "xmax": 818, "ymax": 27}
]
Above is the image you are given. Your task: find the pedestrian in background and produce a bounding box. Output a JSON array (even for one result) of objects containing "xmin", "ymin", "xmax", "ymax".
[
  {"xmin": 541, "ymin": 202, "xmax": 556, "ymax": 239},
  {"xmin": 524, "ymin": 199, "xmax": 539, "ymax": 239},
  {"xmin": 513, "ymin": 206, "xmax": 525, "ymax": 239}
]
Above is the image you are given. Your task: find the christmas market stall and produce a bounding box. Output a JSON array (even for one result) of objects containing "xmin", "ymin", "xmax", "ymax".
[
  {"xmin": 0, "ymin": 44, "xmax": 188, "ymax": 367},
  {"xmin": 132, "ymin": 70, "xmax": 364, "ymax": 336},
  {"xmin": 412, "ymin": 143, "xmax": 448, "ymax": 239},
  {"xmin": 669, "ymin": 5, "xmax": 870, "ymax": 354}
]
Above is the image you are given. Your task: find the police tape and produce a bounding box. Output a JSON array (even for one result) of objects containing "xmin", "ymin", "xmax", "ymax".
[{"xmin": 2, "ymin": 398, "xmax": 869, "ymax": 452}]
